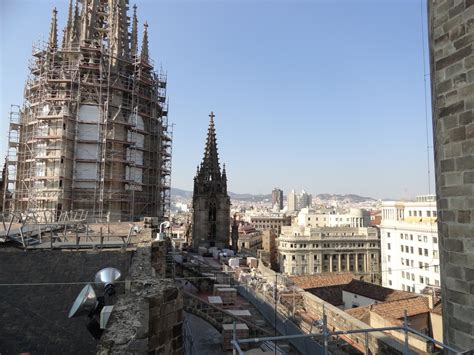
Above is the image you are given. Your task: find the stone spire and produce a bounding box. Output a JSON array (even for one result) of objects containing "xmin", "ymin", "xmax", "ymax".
[
  {"xmin": 48, "ymin": 7, "xmax": 58, "ymax": 49},
  {"xmin": 71, "ymin": 0, "xmax": 80, "ymax": 43},
  {"xmin": 62, "ymin": 0, "xmax": 73, "ymax": 48},
  {"xmin": 141, "ymin": 21, "xmax": 149, "ymax": 62},
  {"xmin": 198, "ymin": 111, "xmax": 222, "ymax": 181},
  {"xmin": 130, "ymin": 4, "xmax": 138, "ymax": 56}
]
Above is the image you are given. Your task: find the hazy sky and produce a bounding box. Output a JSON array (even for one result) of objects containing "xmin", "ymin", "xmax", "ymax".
[{"xmin": 0, "ymin": 0, "xmax": 435, "ymax": 199}]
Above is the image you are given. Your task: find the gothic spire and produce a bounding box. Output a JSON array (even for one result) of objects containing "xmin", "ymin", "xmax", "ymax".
[
  {"xmin": 62, "ymin": 0, "xmax": 73, "ymax": 48},
  {"xmin": 71, "ymin": 0, "xmax": 80, "ymax": 43},
  {"xmin": 141, "ymin": 21, "xmax": 149, "ymax": 62},
  {"xmin": 131, "ymin": 4, "xmax": 138, "ymax": 56},
  {"xmin": 48, "ymin": 7, "xmax": 58, "ymax": 49},
  {"xmin": 199, "ymin": 111, "xmax": 221, "ymax": 179}
]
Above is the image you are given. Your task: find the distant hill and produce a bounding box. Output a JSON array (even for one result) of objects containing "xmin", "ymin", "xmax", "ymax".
[
  {"xmin": 171, "ymin": 188, "xmax": 375, "ymax": 203},
  {"xmin": 315, "ymin": 194, "xmax": 376, "ymax": 203}
]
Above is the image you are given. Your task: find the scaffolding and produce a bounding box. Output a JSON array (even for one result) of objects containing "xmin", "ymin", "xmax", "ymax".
[{"xmin": 3, "ymin": 2, "xmax": 171, "ymax": 223}]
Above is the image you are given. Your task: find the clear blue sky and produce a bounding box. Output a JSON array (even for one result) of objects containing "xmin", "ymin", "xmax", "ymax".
[{"xmin": 0, "ymin": 0, "xmax": 434, "ymax": 199}]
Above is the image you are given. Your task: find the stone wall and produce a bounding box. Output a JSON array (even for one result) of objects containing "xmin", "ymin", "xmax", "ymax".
[
  {"xmin": 98, "ymin": 239, "xmax": 183, "ymax": 354},
  {"xmin": 0, "ymin": 248, "xmax": 132, "ymax": 353},
  {"xmin": 428, "ymin": 0, "xmax": 474, "ymax": 351}
]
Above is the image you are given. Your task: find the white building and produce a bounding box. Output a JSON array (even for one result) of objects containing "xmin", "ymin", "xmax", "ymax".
[
  {"xmin": 297, "ymin": 208, "xmax": 370, "ymax": 228},
  {"xmin": 278, "ymin": 225, "xmax": 380, "ymax": 278},
  {"xmin": 380, "ymin": 195, "xmax": 440, "ymax": 293},
  {"xmin": 287, "ymin": 189, "xmax": 312, "ymax": 213}
]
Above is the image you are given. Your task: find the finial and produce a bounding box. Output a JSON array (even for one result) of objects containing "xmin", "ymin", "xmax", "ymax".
[
  {"xmin": 131, "ymin": 4, "xmax": 138, "ymax": 55},
  {"xmin": 141, "ymin": 21, "xmax": 149, "ymax": 62},
  {"xmin": 209, "ymin": 111, "xmax": 215, "ymax": 122},
  {"xmin": 62, "ymin": 0, "xmax": 73, "ymax": 48},
  {"xmin": 48, "ymin": 7, "xmax": 58, "ymax": 49}
]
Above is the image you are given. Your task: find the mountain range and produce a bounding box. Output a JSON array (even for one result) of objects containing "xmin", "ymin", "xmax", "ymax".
[{"xmin": 171, "ymin": 188, "xmax": 377, "ymax": 203}]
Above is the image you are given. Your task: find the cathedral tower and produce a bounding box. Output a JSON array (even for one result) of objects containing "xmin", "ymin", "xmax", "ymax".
[{"xmin": 192, "ymin": 112, "xmax": 230, "ymax": 250}]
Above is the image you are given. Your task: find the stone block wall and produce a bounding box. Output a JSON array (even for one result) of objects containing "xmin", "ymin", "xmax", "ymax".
[
  {"xmin": 98, "ymin": 239, "xmax": 183, "ymax": 354},
  {"xmin": 428, "ymin": 0, "xmax": 474, "ymax": 351}
]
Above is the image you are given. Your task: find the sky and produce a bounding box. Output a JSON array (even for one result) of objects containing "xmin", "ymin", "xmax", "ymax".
[{"xmin": 0, "ymin": 0, "xmax": 435, "ymax": 200}]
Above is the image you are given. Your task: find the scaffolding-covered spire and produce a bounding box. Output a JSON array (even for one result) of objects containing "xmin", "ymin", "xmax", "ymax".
[
  {"xmin": 131, "ymin": 4, "xmax": 138, "ymax": 56},
  {"xmin": 48, "ymin": 7, "xmax": 58, "ymax": 49},
  {"xmin": 71, "ymin": 0, "xmax": 80, "ymax": 42},
  {"xmin": 141, "ymin": 21, "xmax": 149, "ymax": 62},
  {"xmin": 62, "ymin": 0, "xmax": 73, "ymax": 48}
]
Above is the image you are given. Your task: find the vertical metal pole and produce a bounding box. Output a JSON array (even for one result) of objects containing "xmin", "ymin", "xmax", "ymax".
[
  {"xmin": 365, "ymin": 331, "xmax": 369, "ymax": 355},
  {"xmin": 274, "ymin": 274, "xmax": 277, "ymax": 354},
  {"xmin": 233, "ymin": 320, "xmax": 237, "ymax": 353},
  {"xmin": 323, "ymin": 305, "xmax": 328, "ymax": 355},
  {"xmin": 403, "ymin": 310, "xmax": 409, "ymax": 354}
]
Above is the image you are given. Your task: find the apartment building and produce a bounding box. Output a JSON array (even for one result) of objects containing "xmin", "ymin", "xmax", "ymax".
[{"xmin": 380, "ymin": 195, "xmax": 439, "ymax": 293}]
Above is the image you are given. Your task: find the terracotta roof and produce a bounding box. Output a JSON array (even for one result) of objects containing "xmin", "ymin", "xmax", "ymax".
[
  {"xmin": 342, "ymin": 279, "xmax": 417, "ymax": 302},
  {"xmin": 372, "ymin": 296, "xmax": 430, "ymax": 319},
  {"xmin": 346, "ymin": 296, "xmax": 431, "ymax": 326},
  {"xmin": 290, "ymin": 273, "xmax": 354, "ymax": 289}
]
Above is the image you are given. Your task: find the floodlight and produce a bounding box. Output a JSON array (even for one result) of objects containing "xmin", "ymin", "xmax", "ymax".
[
  {"xmin": 94, "ymin": 267, "xmax": 122, "ymax": 288},
  {"xmin": 68, "ymin": 283, "xmax": 98, "ymax": 318}
]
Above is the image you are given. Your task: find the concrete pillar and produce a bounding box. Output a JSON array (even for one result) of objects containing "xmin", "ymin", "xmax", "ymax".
[
  {"xmin": 329, "ymin": 254, "xmax": 333, "ymax": 272},
  {"xmin": 355, "ymin": 254, "xmax": 359, "ymax": 272},
  {"xmin": 346, "ymin": 254, "xmax": 350, "ymax": 271},
  {"xmin": 337, "ymin": 254, "xmax": 341, "ymax": 272}
]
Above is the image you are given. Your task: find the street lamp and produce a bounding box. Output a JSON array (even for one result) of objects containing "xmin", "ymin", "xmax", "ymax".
[{"xmin": 155, "ymin": 221, "xmax": 170, "ymax": 241}]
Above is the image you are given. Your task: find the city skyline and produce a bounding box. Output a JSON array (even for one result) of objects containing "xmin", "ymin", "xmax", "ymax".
[{"xmin": 1, "ymin": 0, "xmax": 434, "ymax": 199}]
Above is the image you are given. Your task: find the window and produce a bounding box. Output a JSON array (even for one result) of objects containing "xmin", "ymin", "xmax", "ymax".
[
  {"xmin": 301, "ymin": 255, "xmax": 305, "ymax": 261},
  {"xmin": 409, "ymin": 211, "xmax": 412, "ymax": 217},
  {"xmin": 425, "ymin": 263, "xmax": 429, "ymax": 270},
  {"xmin": 410, "ymin": 235, "xmax": 413, "ymax": 241},
  {"xmin": 387, "ymin": 232, "xmax": 391, "ymax": 238},
  {"xmin": 400, "ymin": 233, "xmax": 404, "ymax": 239},
  {"xmin": 433, "ymin": 250, "xmax": 439, "ymax": 258},
  {"xmin": 389, "ymin": 280, "xmax": 392, "ymax": 286},
  {"xmin": 411, "ymin": 260, "xmax": 414, "ymax": 267},
  {"xmin": 427, "ymin": 211, "xmax": 431, "ymax": 217},
  {"xmin": 419, "ymin": 211, "xmax": 422, "ymax": 217},
  {"xmin": 292, "ymin": 255, "xmax": 296, "ymax": 261},
  {"xmin": 423, "ymin": 236, "xmax": 428, "ymax": 243},
  {"xmin": 435, "ymin": 280, "xmax": 440, "ymax": 286},
  {"xmin": 433, "ymin": 237, "xmax": 438, "ymax": 244},
  {"xmin": 420, "ymin": 276, "xmax": 424, "ymax": 284},
  {"xmin": 387, "ymin": 243, "xmax": 391, "ymax": 250},
  {"xmin": 406, "ymin": 259, "xmax": 410, "ymax": 266},
  {"xmin": 433, "ymin": 211, "xmax": 437, "ymax": 217},
  {"xmin": 418, "ymin": 235, "xmax": 422, "ymax": 242},
  {"xmin": 434, "ymin": 265, "xmax": 439, "ymax": 273},
  {"xmin": 388, "ymin": 255, "xmax": 391, "ymax": 262},
  {"xmin": 388, "ymin": 267, "xmax": 392, "ymax": 275},
  {"xmin": 402, "ymin": 271, "xmax": 405, "ymax": 278},
  {"xmin": 411, "ymin": 273, "xmax": 415, "ymax": 281},
  {"xmin": 418, "ymin": 248, "xmax": 423, "ymax": 256},
  {"xmin": 419, "ymin": 262, "xmax": 423, "ymax": 269},
  {"xmin": 426, "ymin": 277, "xmax": 430, "ymax": 285},
  {"xmin": 410, "ymin": 246, "xmax": 414, "ymax": 254},
  {"xmin": 414, "ymin": 211, "xmax": 417, "ymax": 217},
  {"xmin": 405, "ymin": 246, "xmax": 410, "ymax": 253},
  {"xmin": 401, "ymin": 245, "xmax": 404, "ymax": 252},
  {"xmin": 401, "ymin": 258, "xmax": 405, "ymax": 265},
  {"xmin": 424, "ymin": 249, "xmax": 429, "ymax": 257}
]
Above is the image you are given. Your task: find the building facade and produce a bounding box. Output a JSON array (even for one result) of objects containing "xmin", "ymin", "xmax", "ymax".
[
  {"xmin": 298, "ymin": 208, "xmax": 370, "ymax": 228},
  {"xmin": 277, "ymin": 225, "xmax": 380, "ymax": 278},
  {"xmin": 3, "ymin": 2, "xmax": 171, "ymax": 222},
  {"xmin": 271, "ymin": 188, "xmax": 283, "ymax": 211},
  {"xmin": 248, "ymin": 214, "xmax": 291, "ymax": 235},
  {"xmin": 287, "ymin": 189, "xmax": 312, "ymax": 213},
  {"xmin": 380, "ymin": 196, "xmax": 440, "ymax": 294},
  {"xmin": 428, "ymin": 0, "xmax": 474, "ymax": 350},
  {"xmin": 192, "ymin": 112, "xmax": 230, "ymax": 251}
]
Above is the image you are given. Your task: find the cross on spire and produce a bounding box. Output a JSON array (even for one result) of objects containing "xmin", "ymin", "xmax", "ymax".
[{"xmin": 209, "ymin": 111, "xmax": 215, "ymax": 121}]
